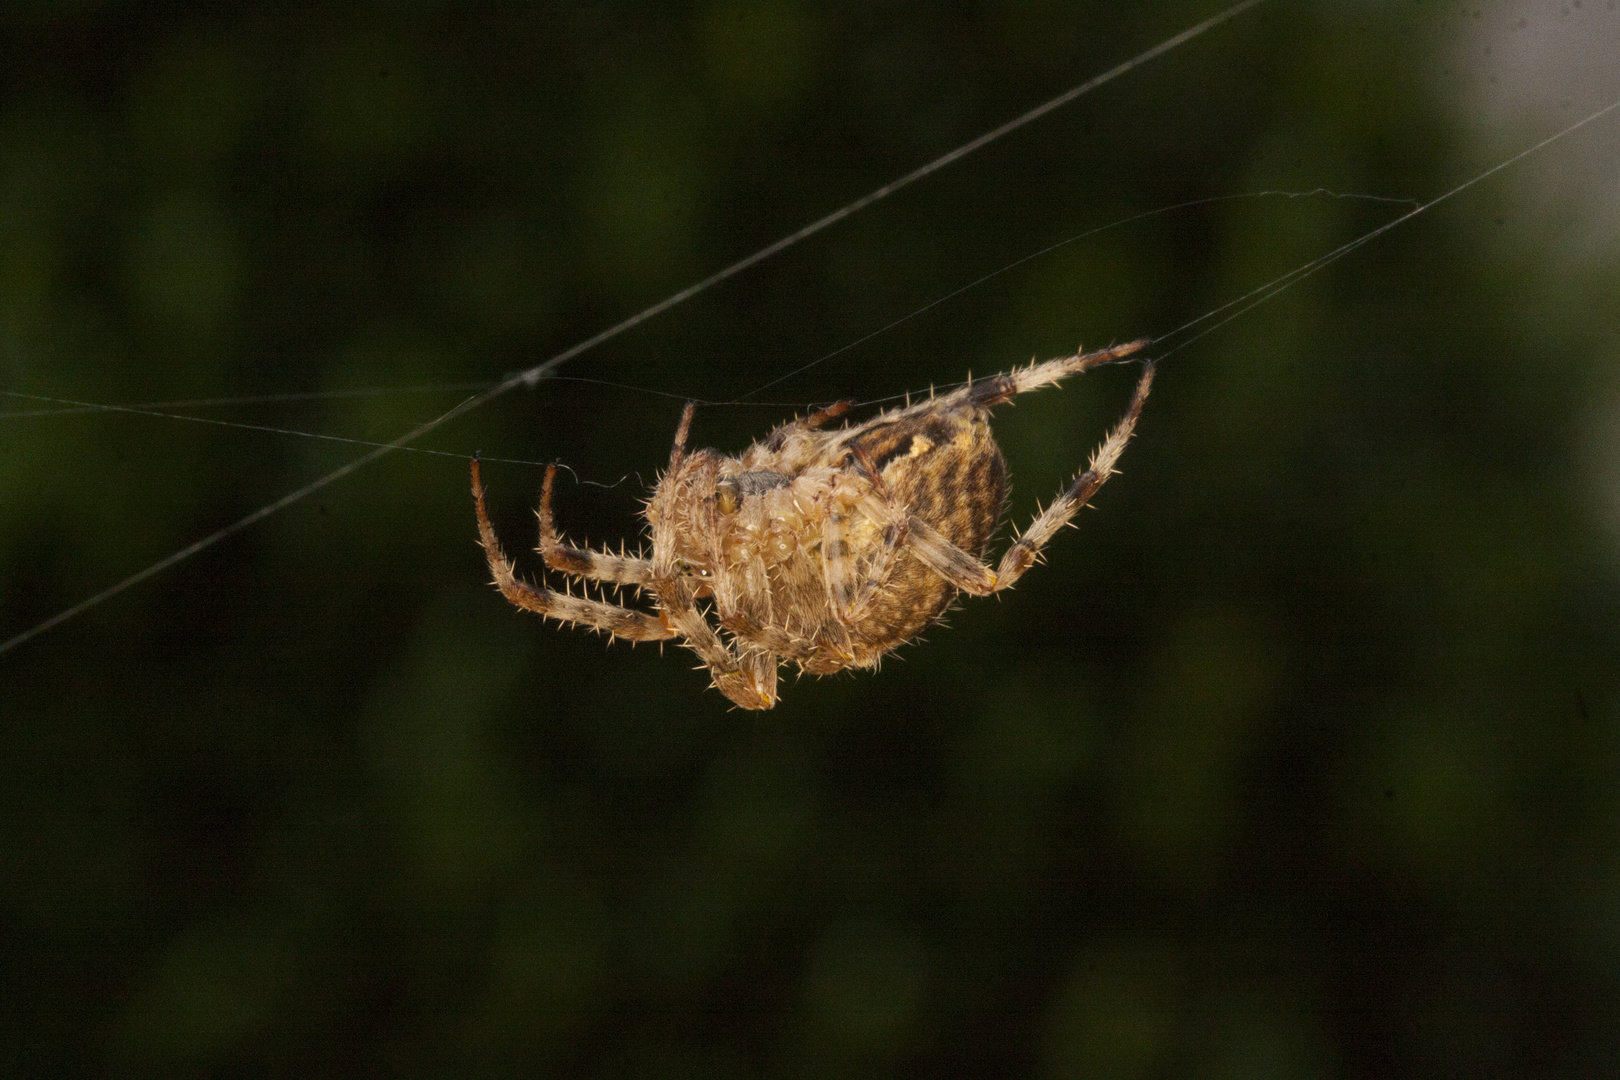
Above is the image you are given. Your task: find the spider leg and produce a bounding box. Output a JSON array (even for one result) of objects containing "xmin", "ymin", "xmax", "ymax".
[
  {"xmin": 472, "ymin": 459, "xmax": 675, "ymax": 642},
  {"xmin": 715, "ymin": 609, "xmax": 823, "ymax": 662},
  {"xmin": 699, "ymin": 459, "xmax": 769, "ymax": 625},
  {"xmin": 890, "ymin": 361, "xmax": 1155, "ymax": 595},
  {"xmin": 650, "ymin": 402, "xmax": 698, "ymax": 580},
  {"xmin": 822, "ymin": 448, "xmax": 911, "ymax": 623},
  {"xmin": 645, "ymin": 454, "xmax": 780, "ymax": 709},
  {"xmin": 654, "ymin": 576, "xmax": 779, "ymax": 710},
  {"xmin": 668, "ymin": 401, "xmax": 696, "ymax": 465},
  {"xmin": 694, "ymin": 470, "xmax": 820, "ymax": 663},
  {"xmin": 537, "ymin": 465, "xmax": 655, "ymax": 589},
  {"xmin": 817, "ymin": 498, "xmax": 906, "ymax": 642},
  {"xmin": 739, "ymin": 645, "xmax": 779, "ymax": 707},
  {"xmin": 995, "ymin": 360, "xmax": 1154, "ymax": 589},
  {"xmin": 941, "ymin": 339, "xmax": 1148, "ymax": 412},
  {"xmin": 763, "ymin": 398, "xmax": 855, "ymax": 451}
]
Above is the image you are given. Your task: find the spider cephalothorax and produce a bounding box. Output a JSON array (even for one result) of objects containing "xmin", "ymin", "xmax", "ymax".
[{"xmin": 472, "ymin": 340, "xmax": 1153, "ymax": 709}]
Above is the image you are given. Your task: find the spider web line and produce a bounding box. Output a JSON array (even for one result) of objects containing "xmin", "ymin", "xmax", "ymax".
[
  {"xmin": 6, "ymin": 96, "xmax": 1618, "ymax": 663},
  {"xmin": 0, "ymin": 381, "xmax": 496, "ymax": 419},
  {"xmin": 0, "ymin": 188, "xmax": 1412, "ymax": 442},
  {"xmin": 0, "ymin": 390, "xmax": 552, "ymax": 468},
  {"xmin": 0, "ymin": 0, "xmax": 1267, "ymax": 657},
  {"xmin": 1145, "ymin": 92, "xmax": 1620, "ymax": 358},
  {"xmin": 874, "ymin": 94, "xmax": 1620, "ymax": 407},
  {"xmin": 0, "ymin": 186, "xmax": 1409, "ymax": 425},
  {"xmin": 727, "ymin": 189, "xmax": 1423, "ymax": 404}
]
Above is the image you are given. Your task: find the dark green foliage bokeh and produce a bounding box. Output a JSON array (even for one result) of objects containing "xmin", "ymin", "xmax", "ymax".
[{"xmin": 4, "ymin": 1, "xmax": 1619, "ymax": 1075}]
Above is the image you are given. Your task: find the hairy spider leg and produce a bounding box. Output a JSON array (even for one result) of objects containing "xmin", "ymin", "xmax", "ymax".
[
  {"xmin": 993, "ymin": 360, "xmax": 1155, "ymax": 588},
  {"xmin": 696, "ymin": 468, "xmax": 835, "ymax": 667},
  {"xmin": 713, "ymin": 607, "xmax": 823, "ymax": 663},
  {"xmin": 869, "ymin": 497, "xmax": 996, "ymax": 594},
  {"xmin": 822, "ymin": 446, "xmax": 911, "ymax": 624},
  {"xmin": 649, "ymin": 402, "xmax": 696, "ymax": 580},
  {"xmin": 762, "ymin": 398, "xmax": 855, "ymax": 452},
  {"xmin": 646, "ymin": 436, "xmax": 779, "ymax": 710},
  {"xmin": 471, "ymin": 457, "xmax": 675, "ymax": 642},
  {"xmin": 807, "ymin": 342, "xmax": 1149, "ymax": 624},
  {"xmin": 960, "ymin": 339, "xmax": 1148, "ymax": 410},
  {"xmin": 737, "ymin": 645, "xmax": 779, "ymax": 706},
  {"xmin": 657, "ymin": 572, "xmax": 775, "ymax": 710},
  {"xmin": 902, "ymin": 359, "xmax": 1156, "ymax": 595},
  {"xmin": 693, "ymin": 454, "xmax": 783, "ymax": 709},
  {"xmin": 537, "ymin": 465, "xmax": 656, "ymax": 588}
]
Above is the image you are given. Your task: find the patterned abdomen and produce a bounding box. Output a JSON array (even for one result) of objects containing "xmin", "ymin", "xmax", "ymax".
[{"xmin": 841, "ymin": 409, "xmax": 1008, "ymax": 661}]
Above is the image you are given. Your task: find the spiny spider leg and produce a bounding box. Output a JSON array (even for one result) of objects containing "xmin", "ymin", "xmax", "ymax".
[
  {"xmin": 714, "ymin": 608, "xmax": 822, "ymax": 662},
  {"xmin": 738, "ymin": 645, "xmax": 779, "ymax": 706},
  {"xmin": 695, "ymin": 466, "xmax": 814, "ymax": 661},
  {"xmin": 471, "ymin": 458, "xmax": 674, "ymax": 642},
  {"xmin": 892, "ymin": 512, "xmax": 999, "ymax": 595},
  {"xmin": 699, "ymin": 454, "xmax": 820, "ymax": 663},
  {"xmin": 650, "ymin": 454, "xmax": 777, "ymax": 710},
  {"xmin": 537, "ymin": 465, "xmax": 656, "ymax": 588},
  {"xmin": 699, "ymin": 464, "xmax": 750, "ymax": 620},
  {"xmin": 653, "ymin": 575, "xmax": 774, "ymax": 710},
  {"xmin": 651, "ymin": 402, "xmax": 697, "ymax": 580},
  {"xmin": 764, "ymin": 398, "xmax": 855, "ymax": 451},
  {"xmin": 959, "ymin": 339, "xmax": 1148, "ymax": 410},
  {"xmin": 995, "ymin": 360, "xmax": 1155, "ymax": 589},
  {"xmin": 897, "ymin": 360, "xmax": 1156, "ymax": 596},
  {"xmin": 823, "ymin": 446, "xmax": 910, "ymax": 623},
  {"xmin": 701, "ymin": 455, "xmax": 784, "ymax": 701}
]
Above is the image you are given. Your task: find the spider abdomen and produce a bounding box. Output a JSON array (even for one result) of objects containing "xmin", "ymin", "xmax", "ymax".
[{"xmin": 835, "ymin": 410, "xmax": 1008, "ymax": 661}]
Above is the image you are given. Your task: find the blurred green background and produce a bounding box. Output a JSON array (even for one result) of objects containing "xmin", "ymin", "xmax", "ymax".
[{"xmin": 4, "ymin": 1, "xmax": 1619, "ymax": 1075}]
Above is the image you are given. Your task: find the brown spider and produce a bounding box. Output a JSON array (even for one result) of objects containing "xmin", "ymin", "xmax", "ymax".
[{"xmin": 472, "ymin": 340, "xmax": 1153, "ymax": 709}]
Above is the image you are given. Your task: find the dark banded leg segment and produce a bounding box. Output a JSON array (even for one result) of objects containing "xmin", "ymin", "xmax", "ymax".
[
  {"xmin": 958, "ymin": 339, "xmax": 1149, "ymax": 411},
  {"xmin": 899, "ymin": 361, "xmax": 1155, "ymax": 596},
  {"xmin": 537, "ymin": 465, "xmax": 655, "ymax": 589},
  {"xmin": 994, "ymin": 360, "xmax": 1154, "ymax": 589},
  {"xmin": 764, "ymin": 398, "xmax": 855, "ymax": 451},
  {"xmin": 473, "ymin": 458, "xmax": 674, "ymax": 642}
]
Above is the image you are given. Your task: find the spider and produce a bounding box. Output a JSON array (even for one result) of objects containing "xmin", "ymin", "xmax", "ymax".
[{"xmin": 471, "ymin": 340, "xmax": 1154, "ymax": 709}]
